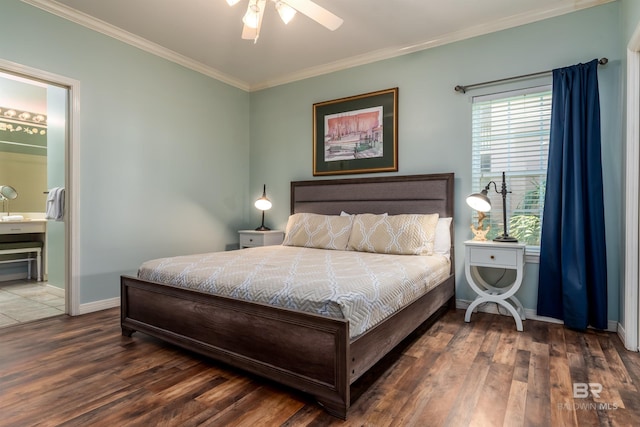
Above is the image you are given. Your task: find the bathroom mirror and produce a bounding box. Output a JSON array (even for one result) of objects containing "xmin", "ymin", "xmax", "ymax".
[
  {"xmin": 1, "ymin": 74, "xmax": 49, "ymax": 214},
  {"xmin": 0, "ymin": 185, "xmax": 18, "ymax": 200}
]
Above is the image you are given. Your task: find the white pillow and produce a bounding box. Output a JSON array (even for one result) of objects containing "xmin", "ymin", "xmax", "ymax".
[{"xmin": 434, "ymin": 217, "xmax": 452, "ymax": 258}]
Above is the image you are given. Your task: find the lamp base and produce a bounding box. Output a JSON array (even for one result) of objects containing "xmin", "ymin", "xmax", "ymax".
[
  {"xmin": 493, "ymin": 235, "xmax": 518, "ymax": 243},
  {"xmin": 255, "ymin": 225, "xmax": 271, "ymax": 231}
]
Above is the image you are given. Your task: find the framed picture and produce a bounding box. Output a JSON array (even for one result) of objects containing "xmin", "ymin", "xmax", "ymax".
[{"xmin": 313, "ymin": 87, "xmax": 398, "ymax": 176}]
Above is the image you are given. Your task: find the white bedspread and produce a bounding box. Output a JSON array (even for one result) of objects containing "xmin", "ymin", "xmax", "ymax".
[{"xmin": 138, "ymin": 245, "xmax": 450, "ymax": 338}]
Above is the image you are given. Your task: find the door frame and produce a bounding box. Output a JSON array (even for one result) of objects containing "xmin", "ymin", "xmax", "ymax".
[
  {"xmin": 0, "ymin": 58, "xmax": 80, "ymax": 315},
  {"xmin": 625, "ymin": 23, "xmax": 640, "ymax": 352}
]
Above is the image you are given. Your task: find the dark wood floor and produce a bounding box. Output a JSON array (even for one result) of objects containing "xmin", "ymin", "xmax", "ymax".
[{"xmin": 1, "ymin": 307, "xmax": 639, "ymax": 426}]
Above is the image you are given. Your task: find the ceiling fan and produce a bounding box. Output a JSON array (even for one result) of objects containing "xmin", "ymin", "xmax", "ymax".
[{"xmin": 225, "ymin": 0, "xmax": 344, "ymax": 43}]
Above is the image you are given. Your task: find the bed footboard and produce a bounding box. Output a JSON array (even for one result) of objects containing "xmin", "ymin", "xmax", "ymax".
[{"xmin": 120, "ymin": 275, "xmax": 350, "ymax": 419}]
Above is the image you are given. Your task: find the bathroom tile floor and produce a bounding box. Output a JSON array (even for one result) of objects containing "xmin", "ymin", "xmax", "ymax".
[{"xmin": 0, "ymin": 280, "xmax": 65, "ymax": 328}]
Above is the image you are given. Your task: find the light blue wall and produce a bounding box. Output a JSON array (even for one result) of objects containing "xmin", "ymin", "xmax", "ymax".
[
  {"xmin": 0, "ymin": 1, "xmax": 626, "ymax": 321},
  {"xmin": 0, "ymin": 0, "xmax": 250, "ymax": 303},
  {"xmin": 623, "ymin": 0, "xmax": 640, "ymax": 42},
  {"xmin": 250, "ymin": 3, "xmax": 624, "ymax": 322}
]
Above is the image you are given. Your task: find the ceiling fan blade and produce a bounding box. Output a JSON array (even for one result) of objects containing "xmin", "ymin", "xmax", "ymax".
[
  {"xmin": 285, "ymin": 0, "xmax": 343, "ymax": 31},
  {"xmin": 242, "ymin": 0, "xmax": 266, "ymax": 40}
]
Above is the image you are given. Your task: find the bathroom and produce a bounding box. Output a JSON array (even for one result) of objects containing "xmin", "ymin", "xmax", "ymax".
[{"xmin": 0, "ymin": 71, "xmax": 66, "ymax": 327}]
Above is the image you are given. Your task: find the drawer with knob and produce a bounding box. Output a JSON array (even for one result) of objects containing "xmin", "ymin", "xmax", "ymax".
[
  {"xmin": 238, "ymin": 230, "xmax": 284, "ymax": 249},
  {"xmin": 468, "ymin": 246, "xmax": 518, "ymax": 268}
]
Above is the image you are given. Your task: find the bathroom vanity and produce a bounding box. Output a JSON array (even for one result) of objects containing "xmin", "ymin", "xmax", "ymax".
[{"xmin": 0, "ymin": 218, "xmax": 46, "ymax": 281}]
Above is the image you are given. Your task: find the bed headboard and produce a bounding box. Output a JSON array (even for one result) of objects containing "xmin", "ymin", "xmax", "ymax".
[
  {"xmin": 291, "ymin": 173, "xmax": 455, "ymax": 273},
  {"xmin": 291, "ymin": 173, "xmax": 454, "ymax": 218}
]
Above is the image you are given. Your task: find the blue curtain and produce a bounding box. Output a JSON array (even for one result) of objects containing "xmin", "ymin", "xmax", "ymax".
[{"xmin": 537, "ymin": 59, "xmax": 608, "ymax": 330}]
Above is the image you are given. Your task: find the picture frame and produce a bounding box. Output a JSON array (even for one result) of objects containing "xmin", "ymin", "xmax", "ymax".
[{"xmin": 313, "ymin": 87, "xmax": 398, "ymax": 176}]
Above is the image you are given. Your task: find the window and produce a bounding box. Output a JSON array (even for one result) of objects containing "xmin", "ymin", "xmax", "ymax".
[{"xmin": 471, "ymin": 86, "xmax": 552, "ymax": 248}]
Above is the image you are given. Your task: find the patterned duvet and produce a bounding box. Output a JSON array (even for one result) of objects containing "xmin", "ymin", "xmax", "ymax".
[{"xmin": 138, "ymin": 245, "xmax": 451, "ymax": 339}]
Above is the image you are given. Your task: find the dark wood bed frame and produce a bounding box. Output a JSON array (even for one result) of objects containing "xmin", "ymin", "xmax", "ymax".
[{"xmin": 121, "ymin": 173, "xmax": 455, "ymax": 419}]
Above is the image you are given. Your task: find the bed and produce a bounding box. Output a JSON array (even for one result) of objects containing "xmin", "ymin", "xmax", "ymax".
[{"xmin": 120, "ymin": 173, "xmax": 455, "ymax": 419}]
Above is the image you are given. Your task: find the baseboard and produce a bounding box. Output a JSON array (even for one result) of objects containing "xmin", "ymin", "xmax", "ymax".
[
  {"xmin": 617, "ymin": 322, "xmax": 627, "ymax": 348},
  {"xmin": 615, "ymin": 322, "xmax": 640, "ymax": 351},
  {"xmin": 78, "ymin": 297, "xmax": 120, "ymax": 315},
  {"xmin": 456, "ymin": 298, "xmax": 617, "ymax": 332},
  {"xmin": 0, "ymin": 272, "xmax": 30, "ymax": 282},
  {"xmin": 45, "ymin": 283, "xmax": 65, "ymax": 297}
]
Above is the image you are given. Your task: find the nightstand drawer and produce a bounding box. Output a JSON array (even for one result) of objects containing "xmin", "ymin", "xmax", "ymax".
[
  {"xmin": 240, "ymin": 233, "xmax": 265, "ymax": 247},
  {"xmin": 238, "ymin": 230, "xmax": 284, "ymax": 248},
  {"xmin": 468, "ymin": 246, "xmax": 517, "ymax": 268}
]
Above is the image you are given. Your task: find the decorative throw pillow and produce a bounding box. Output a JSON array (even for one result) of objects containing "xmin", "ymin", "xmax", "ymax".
[
  {"xmin": 282, "ymin": 213, "xmax": 354, "ymax": 250},
  {"xmin": 347, "ymin": 213, "xmax": 439, "ymax": 255},
  {"xmin": 434, "ymin": 217, "xmax": 453, "ymax": 258}
]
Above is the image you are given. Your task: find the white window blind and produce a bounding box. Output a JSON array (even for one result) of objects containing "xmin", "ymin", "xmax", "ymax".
[{"xmin": 471, "ymin": 86, "xmax": 552, "ymax": 247}]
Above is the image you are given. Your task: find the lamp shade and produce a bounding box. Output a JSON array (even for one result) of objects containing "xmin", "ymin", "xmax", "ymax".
[
  {"xmin": 242, "ymin": 1, "xmax": 260, "ymax": 28},
  {"xmin": 254, "ymin": 197, "xmax": 272, "ymax": 211},
  {"xmin": 254, "ymin": 184, "xmax": 271, "ymax": 231},
  {"xmin": 254, "ymin": 184, "xmax": 272, "ymax": 211},
  {"xmin": 466, "ymin": 190, "xmax": 491, "ymax": 212},
  {"xmin": 276, "ymin": 1, "xmax": 296, "ymax": 24}
]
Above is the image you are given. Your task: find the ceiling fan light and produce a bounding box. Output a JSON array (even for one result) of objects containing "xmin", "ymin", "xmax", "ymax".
[
  {"xmin": 226, "ymin": 0, "xmax": 241, "ymax": 6},
  {"xmin": 242, "ymin": 2, "xmax": 260, "ymax": 28},
  {"xmin": 276, "ymin": 1, "xmax": 296, "ymax": 24}
]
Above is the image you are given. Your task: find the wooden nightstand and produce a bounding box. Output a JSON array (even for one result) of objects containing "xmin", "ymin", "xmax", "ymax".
[
  {"xmin": 463, "ymin": 240, "xmax": 526, "ymax": 331},
  {"xmin": 238, "ymin": 230, "xmax": 284, "ymax": 249}
]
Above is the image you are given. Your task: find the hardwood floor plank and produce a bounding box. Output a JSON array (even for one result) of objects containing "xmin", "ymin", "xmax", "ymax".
[
  {"xmin": 599, "ymin": 335, "xmax": 636, "ymax": 392},
  {"xmin": 503, "ymin": 379, "xmax": 528, "ymax": 427},
  {"xmin": 468, "ymin": 362, "xmax": 514, "ymax": 427},
  {"xmin": 1, "ymin": 308, "xmax": 639, "ymax": 426},
  {"xmin": 567, "ymin": 351, "xmax": 602, "ymax": 427},
  {"xmin": 443, "ymin": 352, "xmax": 493, "ymax": 426},
  {"xmin": 549, "ymin": 353, "xmax": 579, "ymax": 426},
  {"xmin": 524, "ymin": 341, "xmax": 552, "ymax": 427},
  {"xmin": 492, "ymin": 327, "xmax": 520, "ymax": 366},
  {"xmin": 399, "ymin": 321, "xmax": 487, "ymax": 426},
  {"xmin": 198, "ymin": 386, "xmax": 304, "ymax": 427},
  {"xmin": 513, "ymin": 348, "xmax": 531, "ymax": 383}
]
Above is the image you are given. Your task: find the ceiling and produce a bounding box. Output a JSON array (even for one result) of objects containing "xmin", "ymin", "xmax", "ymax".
[{"xmin": 24, "ymin": 0, "xmax": 612, "ymax": 91}]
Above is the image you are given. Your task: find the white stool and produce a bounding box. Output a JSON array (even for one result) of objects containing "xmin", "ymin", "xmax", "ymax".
[{"xmin": 0, "ymin": 241, "xmax": 43, "ymax": 281}]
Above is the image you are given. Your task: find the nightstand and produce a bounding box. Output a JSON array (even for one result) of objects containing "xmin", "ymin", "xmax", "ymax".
[
  {"xmin": 238, "ymin": 230, "xmax": 284, "ymax": 249},
  {"xmin": 464, "ymin": 240, "xmax": 526, "ymax": 331}
]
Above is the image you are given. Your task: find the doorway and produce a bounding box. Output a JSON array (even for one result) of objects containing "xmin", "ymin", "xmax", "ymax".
[{"xmin": 0, "ymin": 59, "xmax": 78, "ymax": 325}]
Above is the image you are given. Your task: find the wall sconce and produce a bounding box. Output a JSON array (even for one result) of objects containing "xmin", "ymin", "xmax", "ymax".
[
  {"xmin": 254, "ymin": 184, "xmax": 272, "ymax": 231},
  {"xmin": 466, "ymin": 171, "xmax": 518, "ymax": 243}
]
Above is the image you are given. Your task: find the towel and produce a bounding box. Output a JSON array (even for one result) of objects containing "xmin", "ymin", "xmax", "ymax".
[{"xmin": 45, "ymin": 187, "xmax": 65, "ymax": 221}]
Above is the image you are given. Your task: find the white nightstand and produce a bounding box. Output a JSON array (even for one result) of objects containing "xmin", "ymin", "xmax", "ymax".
[
  {"xmin": 464, "ymin": 240, "xmax": 526, "ymax": 331},
  {"xmin": 238, "ymin": 230, "xmax": 284, "ymax": 249}
]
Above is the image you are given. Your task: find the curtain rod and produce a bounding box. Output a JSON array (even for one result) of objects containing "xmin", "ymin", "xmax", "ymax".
[{"xmin": 454, "ymin": 58, "xmax": 608, "ymax": 94}]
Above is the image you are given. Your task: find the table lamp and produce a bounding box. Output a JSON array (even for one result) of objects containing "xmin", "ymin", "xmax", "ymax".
[
  {"xmin": 466, "ymin": 172, "xmax": 518, "ymax": 243},
  {"xmin": 254, "ymin": 184, "xmax": 272, "ymax": 231}
]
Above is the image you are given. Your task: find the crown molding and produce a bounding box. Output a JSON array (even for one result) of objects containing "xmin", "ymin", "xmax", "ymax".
[
  {"xmin": 20, "ymin": 0, "xmax": 250, "ymax": 91},
  {"xmin": 22, "ymin": 0, "xmax": 613, "ymax": 92},
  {"xmin": 250, "ymin": 0, "xmax": 615, "ymax": 91}
]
